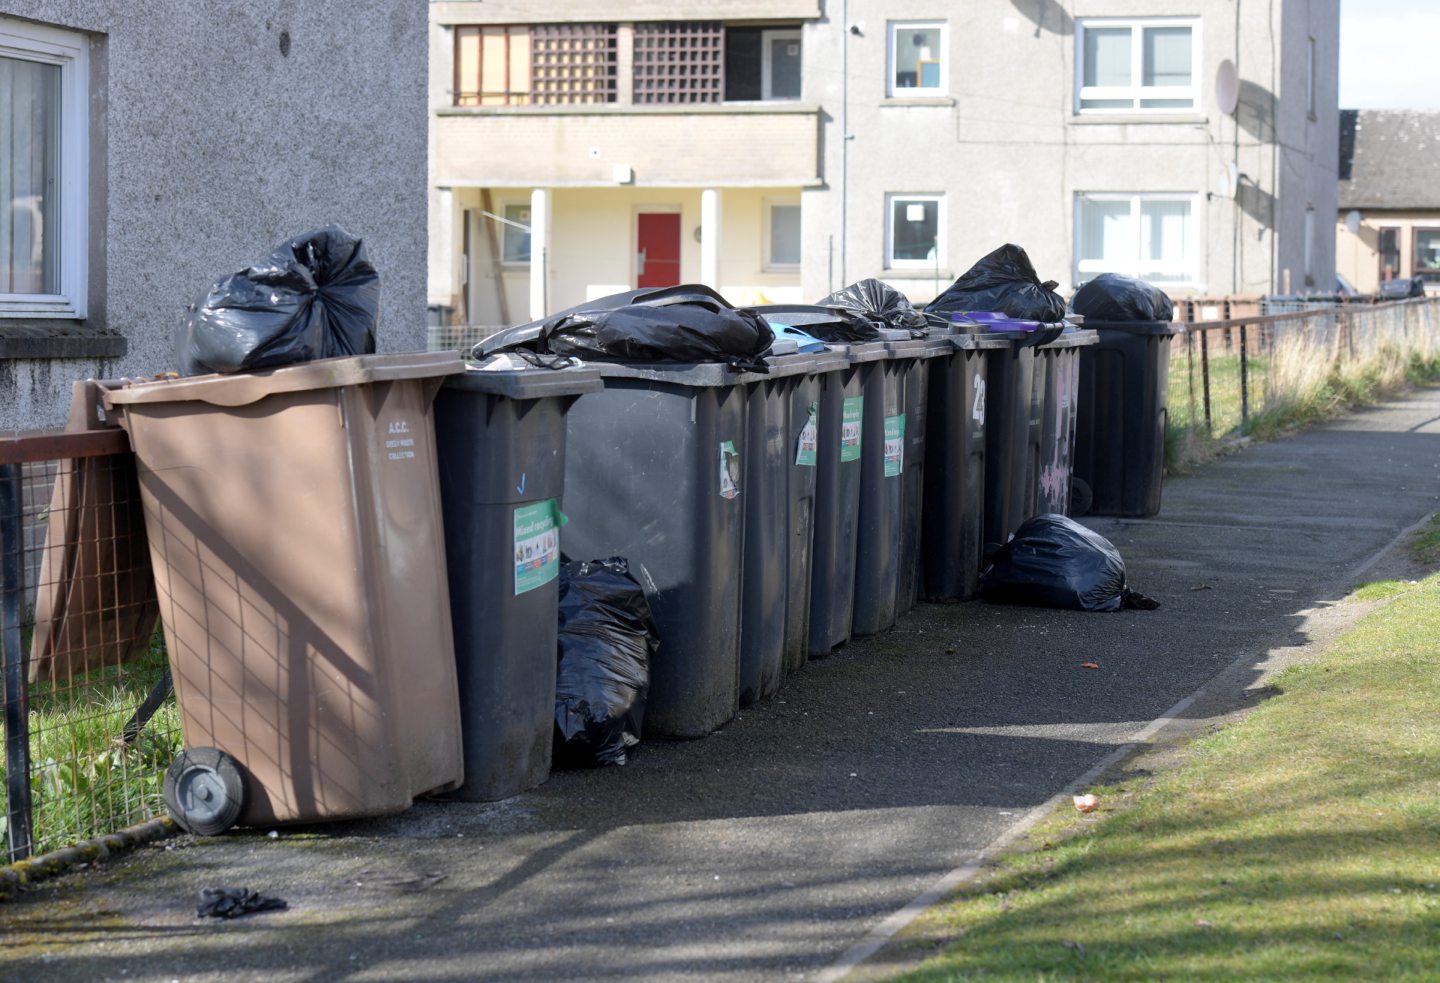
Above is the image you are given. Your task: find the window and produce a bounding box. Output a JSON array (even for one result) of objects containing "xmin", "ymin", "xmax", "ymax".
[
  {"xmin": 634, "ymin": 22, "xmax": 723, "ymax": 105},
  {"xmin": 1, "ymin": 17, "xmax": 88, "ymax": 319},
  {"xmin": 1414, "ymin": 229, "xmax": 1440, "ymax": 284},
  {"xmin": 1076, "ymin": 193, "xmax": 1197, "ymax": 284},
  {"xmin": 886, "ymin": 194, "xmax": 942, "ymax": 269},
  {"xmin": 1378, "ymin": 227, "xmax": 1401, "ymax": 282},
  {"xmin": 888, "ymin": 22, "xmax": 946, "ymax": 96},
  {"xmin": 453, "ymin": 24, "xmax": 617, "ymax": 106},
  {"xmin": 1075, "ymin": 18, "xmax": 1198, "ymax": 113},
  {"xmin": 501, "ymin": 203, "xmax": 531, "ymax": 264},
  {"xmin": 725, "ymin": 26, "xmax": 801, "ymax": 102},
  {"xmin": 764, "ymin": 200, "xmax": 800, "ymax": 270}
]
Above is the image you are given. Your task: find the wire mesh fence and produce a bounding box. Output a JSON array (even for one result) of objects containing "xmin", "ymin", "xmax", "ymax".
[
  {"xmin": 1171, "ymin": 296, "xmax": 1440, "ymax": 438},
  {"xmin": 1, "ymin": 431, "xmax": 180, "ymax": 864},
  {"xmin": 426, "ymin": 323, "xmax": 508, "ymax": 354}
]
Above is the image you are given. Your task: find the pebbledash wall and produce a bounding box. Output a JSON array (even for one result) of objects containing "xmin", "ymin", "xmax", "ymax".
[{"xmin": 0, "ymin": 3, "xmax": 428, "ymax": 430}]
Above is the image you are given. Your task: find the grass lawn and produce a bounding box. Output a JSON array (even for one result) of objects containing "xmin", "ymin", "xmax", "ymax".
[{"xmin": 885, "ymin": 557, "xmax": 1440, "ymax": 981}]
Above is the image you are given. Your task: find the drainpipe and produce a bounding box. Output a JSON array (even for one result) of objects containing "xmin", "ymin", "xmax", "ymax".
[{"xmin": 840, "ymin": 0, "xmax": 849, "ymax": 286}]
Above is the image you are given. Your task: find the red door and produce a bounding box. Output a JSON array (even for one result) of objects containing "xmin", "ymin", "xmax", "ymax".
[{"xmin": 637, "ymin": 213, "xmax": 682, "ymax": 288}]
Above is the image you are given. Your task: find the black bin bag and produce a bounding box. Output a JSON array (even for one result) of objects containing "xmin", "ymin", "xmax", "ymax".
[
  {"xmin": 818, "ymin": 279, "xmax": 929, "ymax": 336},
  {"xmin": 926, "ymin": 243, "xmax": 1066, "ymax": 322},
  {"xmin": 177, "ymin": 225, "xmax": 379, "ymax": 375},
  {"xmin": 479, "ymin": 284, "xmax": 775, "ymax": 371},
  {"xmin": 554, "ymin": 558, "xmax": 659, "ymax": 767},
  {"xmin": 980, "ymin": 514, "xmax": 1159, "ymax": 612},
  {"xmin": 1071, "ymin": 273, "xmax": 1175, "ymax": 323}
]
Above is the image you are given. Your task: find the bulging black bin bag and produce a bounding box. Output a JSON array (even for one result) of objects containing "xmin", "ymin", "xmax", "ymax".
[
  {"xmin": 926, "ymin": 243, "xmax": 1066, "ymax": 322},
  {"xmin": 818, "ymin": 279, "xmax": 929, "ymax": 336},
  {"xmin": 555, "ymin": 557, "xmax": 658, "ymax": 767},
  {"xmin": 479, "ymin": 283, "xmax": 775, "ymax": 371},
  {"xmin": 1071, "ymin": 273, "xmax": 1175, "ymax": 322},
  {"xmin": 980, "ymin": 514, "xmax": 1158, "ymax": 612},
  {"xmin": 744, "ymin": 303, "xmax": 882, "ymax": 343}
]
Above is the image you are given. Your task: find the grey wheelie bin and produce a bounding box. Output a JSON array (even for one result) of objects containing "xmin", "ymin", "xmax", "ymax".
[
  {"xmin": 973, "ymin": 314, "xmax": 1065, "ymax": 551},
  {"xmin": 1072, "ymin": 320, "xmax": 1182, "ymax": 517},
  {"xmin": 102, "ymin": 353, "xmax": 466, "ymax": 834},
  {"xmin": 432, "ymin": 359, "xmax": 603, "ymax": 801},
  {"xmin": 921, "ymin": 324, "xmax": 1010, "ymax": 601},
  {"xmin": 561, "ymin": 361, "xmax": 748, "ymax": 739},
  {"xmin": 853, "ymin": 332, "xmax": 931, "ymax": 637},
  {"xmin": 738, "ymin": 340, "xmax": 850, "ymax": 705},
  {"xmin": 1032, "ymin": 325, "xmax": 1100, "ymax": 516},
  {"xmin": 807, "ymin": 340, "xmax": 889, "ymax": 655}
]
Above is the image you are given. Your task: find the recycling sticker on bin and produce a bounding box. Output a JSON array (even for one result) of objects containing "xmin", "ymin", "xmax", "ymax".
[
  {"xmin": 795, "ymin": 403, "xmax": 819, "ymax": 466},
  {"xmin": 720, "ymin": 440, "xmax": 741, "ymax": 499},
  {"xmin": 513, "ymin": 499, "xmax": 566, "ymax": 595},
  {"xmin": 840, "ymin": 396, "xmax": 864, "ymax": 462},
  {"xmin": 884, "ymin": 413, "xmax": 906, "ymax": 477}
]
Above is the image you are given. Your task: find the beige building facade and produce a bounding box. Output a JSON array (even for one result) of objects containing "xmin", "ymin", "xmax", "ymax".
[{"xmin": 428, "ymin": 0, "xmax": 1339, "ymax": 331}]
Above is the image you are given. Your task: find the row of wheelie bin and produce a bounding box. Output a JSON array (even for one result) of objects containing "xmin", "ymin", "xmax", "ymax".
[{"xmin": 95, "ymin": 289, "xmax": 1173, "ymax": 835}]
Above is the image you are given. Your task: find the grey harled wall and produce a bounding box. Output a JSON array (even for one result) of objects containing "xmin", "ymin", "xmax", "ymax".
[{"xmin": 1, "ymin": 2, "xmax": 428, "ymax": 430}]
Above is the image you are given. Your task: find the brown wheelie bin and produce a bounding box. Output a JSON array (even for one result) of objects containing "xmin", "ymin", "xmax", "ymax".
[{"xmin": 103, "ymin": 352, "xmax": 465, "ymax": 833}]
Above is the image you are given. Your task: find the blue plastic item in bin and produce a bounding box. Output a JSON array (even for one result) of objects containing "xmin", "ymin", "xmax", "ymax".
[
  {"xmin": 768, "ymin": 323, "xmax": 828, "ymax": 353},
  {"xmin": 956, "ymin": 312, "xmax": 1065, "ymax": 347}
]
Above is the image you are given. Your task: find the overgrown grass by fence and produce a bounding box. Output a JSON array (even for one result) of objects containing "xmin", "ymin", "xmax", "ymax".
[{"xmin": 1166, "ymin": 297, "xmax": 1440, "ymax": 471}]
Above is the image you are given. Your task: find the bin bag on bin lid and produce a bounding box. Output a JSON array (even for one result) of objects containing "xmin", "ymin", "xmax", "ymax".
[
  {"xmin": 979, "ymin": 514, "xmax": 1159, "ymax": 612},
  {"xmin": 176, "ymin": 225, "xmax": 379, "ymax": 375},
  {"xmin": 1071, "ymin": 273, "xmax": 1175, "ymax": 322},
  {"xmin": 926, "ymin": 243, "xmax": 1066, "ymax": 322},
  {"xmin": 555, "ymin": 557, "xmax": 658, "ymax": 768},
  {"xmin": 817, "ymin": 279, "xmax": 929, "ymax": 336},
  {"xmin": 744, "ymin": 303, "xmax": 882, "ymax": 342},
  {"xmin": 480, "ymin": 285, "xmax": 775, "ymax": 371}
]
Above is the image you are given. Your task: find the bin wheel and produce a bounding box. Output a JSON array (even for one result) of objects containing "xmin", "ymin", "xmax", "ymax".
[
  {"xmin": 1070, "ymin": 478, "xmax": 1093, "ymax": 517},
  {"xmin": 164, "ymin": 748, "xmax": 245, "ymax": 836}
]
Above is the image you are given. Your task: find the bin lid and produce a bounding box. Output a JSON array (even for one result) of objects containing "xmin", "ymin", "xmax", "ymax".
[
  {"xmin": 1079, "ymin": 319, "xmax": 1183, "ymax": 337},
  {"xmin": 1038, "ymin": 327, "xmax": 1101, "ymax": 349},
  {"xmin": 957, "ymin": 311, "xmax": 1066, "ymax": 348},
  {"xmin": 103, "ymin": 352, "xmax": 466, "ymax": 410},
  {"xmin": 443, "ymin": 356, "xmax": 605, "ymax": 400}
]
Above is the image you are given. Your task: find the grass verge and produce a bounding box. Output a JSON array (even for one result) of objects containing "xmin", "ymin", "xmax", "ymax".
[{"xmin": 885, "ymin": 570, "xmax": 1440, "ymax": 982}]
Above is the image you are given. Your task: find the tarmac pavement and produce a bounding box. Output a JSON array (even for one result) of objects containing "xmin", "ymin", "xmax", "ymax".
[{"xmin": 3, "ymin": 386, "xmax": 1439, "ymax": 982}]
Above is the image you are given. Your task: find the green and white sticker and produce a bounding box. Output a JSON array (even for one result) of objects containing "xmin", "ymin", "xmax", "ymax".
[
  {"xmin": 720, "ymin": 440, "xmax": 740, "ymax": 499},
  {"xmin": 840, "ymin": 396, "xmax": 864, "ymax": 462},
  {"xmin": 513, "ymin": 499, "xmax": 565, "ymax": 595},
  {"xmin": 883, "ymin": 413, "xmax": 905, "ymax": 477},
  {"xmin": 795, "ymin": 403, "xmax": 819, "ymax": 466}
]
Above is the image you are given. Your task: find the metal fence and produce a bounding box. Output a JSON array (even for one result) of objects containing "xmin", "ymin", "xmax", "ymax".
[
  {"xmin": 1, "ymin": 426, "xmax": 179, "ymax": 863},
  {"xmin": 1171, "ymin": 296, "xmax": 1440, "ymax": 438},
  {"xmin": 427, "ymin": 323, "xmax": 507, "ymax": 354}
]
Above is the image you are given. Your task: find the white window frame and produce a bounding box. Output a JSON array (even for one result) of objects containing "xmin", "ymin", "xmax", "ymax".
[
  {"xmin": 497, "ymin": 200, "xmax": 532, "ymax": 267},
  {"xmin": 885, "ymin": 193, "xmax": 944, "ymax": 270},
  {"xmin": 1074, "ymin": 192, "xmax": 1201, "ymax": 287},
  {"xmin": 1074, "ymin": 17, "xmax": 1200, "ymax": 115},
  {"xmin": 887, "ymin": 21, "xmax": 947, "ymax": 98},
  {"xmin": 762, "ymin": 197, "xmax": 801, "ymax": 272},
  {"xmin": 0, "ymin": 16, "xmax": 89, "ymax": 319},
  {"xmin": 760, "ymin": 29, "xmax": 801, "ymax": 102}
]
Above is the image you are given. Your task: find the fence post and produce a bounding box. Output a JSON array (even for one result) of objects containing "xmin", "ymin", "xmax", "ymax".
[
  {"xmin": 1239, "ymin": 322, "xmax": 1249, "ymax": 426},
  {"xmin": 0, "ymin": 463, "xmax": 33, "ymax": 862},
  {"xmin": 1200, "ymin": 326, "xmax": 1213, "ymax": 434}
]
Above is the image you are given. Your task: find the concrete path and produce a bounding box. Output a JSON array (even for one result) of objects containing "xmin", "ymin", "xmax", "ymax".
[{"xmin": 4, "ymin": 387, "xmax": 1439, "ymax": 982}]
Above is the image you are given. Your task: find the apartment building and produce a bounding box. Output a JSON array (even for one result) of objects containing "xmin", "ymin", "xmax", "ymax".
[{"xmin": 428, "ymin": 1, "xmax": 1338, "ymax": 330}]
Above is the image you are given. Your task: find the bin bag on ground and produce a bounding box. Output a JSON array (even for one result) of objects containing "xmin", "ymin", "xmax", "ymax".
[
  {"xmin": 177, "ymin": 226, "xmax": 379, "ymax": 375},
  {"xmin": 480, "ymin": 286, "xmax": 775, "ymax": 371},
  {"xmin": 1071, "ymin": 273, "xmax": 1176, "ymax": 323},
  {"xmin": 817, "ymin": 279, "xmax": 929, "ymax": 336},
  {"xmin": 555, "ymin": 557, "xmax": 658, "ymax": 767},
  {"xmin": 926, "ymin": 243, "xmax": 1066, "ymax": 322},
  {"xmin": 743, "ymin": 303, "xmax": 882, "ymax": 342},
  {"xmin": 979, "ymin": 514, "xmax": 1159, "ymax": 612}
]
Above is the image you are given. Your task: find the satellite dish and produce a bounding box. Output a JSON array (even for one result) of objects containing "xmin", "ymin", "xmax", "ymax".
[
  {"xmin": 1215, "ymin": 59, "xmax": 1239, "ymax": 116},
  {"xmin": 1345, "ymin": 210, "xmax": 1362, "ymax": 235}
]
